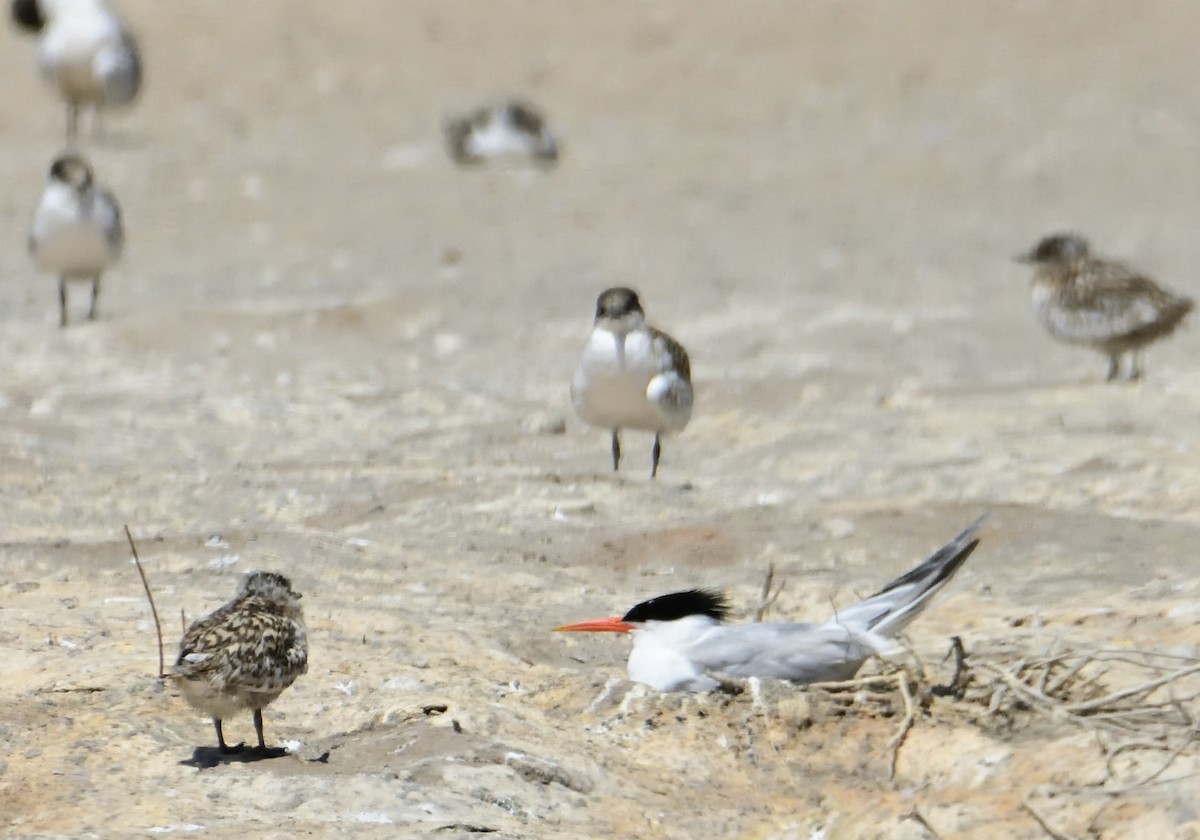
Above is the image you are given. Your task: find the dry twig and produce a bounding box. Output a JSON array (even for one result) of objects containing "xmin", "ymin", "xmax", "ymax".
[
  {"xmin": 1021, "ymin": 793, "xmax": 1079, "ymax": 840},
  {"xmin": 904, "ymin": 808, "xmax": 943, "ymax": 840},
  {"xmin": 753, "ymin": 562, "xmax": 784, "ymax": 622},
  {"xmin": 125, "ymin": 525, "xmax": 164, "ymax": 679},
  {"xmin": 932, "ymin": 635, "xmax": 969, "ymax": 698},
  {"xmin": 887, "ymin": 670, "xmax": 916, "ymax": 779},
  {"xmin": 806, "ymin": 670, "xmax": 920, "ymax": 779}
]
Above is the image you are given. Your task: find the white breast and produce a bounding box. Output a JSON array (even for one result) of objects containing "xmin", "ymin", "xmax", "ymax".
[
  {"xmin": 627, "ymin": 618, "xmax": 720, "ymax": 692},
  {"xmin": 464, "ymin": 117, "xmax": 540, "ymax": 160},
  {"xmin": 37, "ymin": 1, "xmax": 136, "ymax": 105},
  {"xmin": 572, "ymin": 327, "xmax": 692, "ymax": 432},
  {"xmin": 31, "ymin": 182, "xmax": 121, "ymax": 276}
]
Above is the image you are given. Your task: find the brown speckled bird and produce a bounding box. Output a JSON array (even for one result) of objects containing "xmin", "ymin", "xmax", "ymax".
[
  {"xmin": 1017, "ymin": 233, "xmax": 1193, "ymax": 381},
  {"xmin": 175, "ymin": 571, "xmax": 307, "ymax": 755}
]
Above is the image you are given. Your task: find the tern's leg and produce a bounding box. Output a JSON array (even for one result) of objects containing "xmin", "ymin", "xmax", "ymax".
[
  {"xmin": 1126, "ymin": 351, "xmax": 1141, "ymax": 381},
  {"xmin": 651, "ymin": 433, "xmax": 662, "ymax": 479},
  {"xmin": 66, "ymin": 102, "xmax": 80, "ymax": 143},
  {"xmin": 1104, "ymin": 355, "xmax": 1119, "ymax": 382},
  {"xmin": 610, "ymin": 430, "xmax": 621, "ymax": 472},
  {"xmin": 253, "ymin": 709, "xmax": 267, "ymax": 751},
  {"xmin": 87, "ymin": 276, "xmax": 100, "ymax": 321},
  {"xmin": 214, "ymin": 718, "xmax": 243, "ymax": 754},
  {"xmin": 58, "ymin": 276, "xmax": 68, "ymax": 328}
]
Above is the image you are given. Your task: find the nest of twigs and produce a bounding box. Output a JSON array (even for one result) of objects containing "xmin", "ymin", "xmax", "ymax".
[{"xmin": 792, "ymin": 633, "xmax": 1200, "ymax": 839}]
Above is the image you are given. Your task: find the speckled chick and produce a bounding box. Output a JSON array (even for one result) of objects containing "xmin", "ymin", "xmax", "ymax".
[
  {"xmin": 175, "ymin": 571, "xmax": 307, "ymax": 755},
  {"xmin": 1017, "ymin": 233, "xmax": 1193, "ymax": 381}
]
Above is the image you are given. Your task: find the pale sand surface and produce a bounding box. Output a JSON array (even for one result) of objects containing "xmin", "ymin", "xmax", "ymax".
[{"xmin": 2, "ymin": 2, "xmax": 1200, "ymax": 837}]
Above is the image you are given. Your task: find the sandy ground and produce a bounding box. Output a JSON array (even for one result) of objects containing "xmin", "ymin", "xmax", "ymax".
[{"xmin": 2, "ymin": 1, "xmax": 1200, "ymax": 837}]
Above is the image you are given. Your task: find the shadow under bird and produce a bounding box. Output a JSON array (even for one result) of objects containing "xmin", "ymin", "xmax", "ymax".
[
  {"xmin": 174, "ymin": 571, "xmax": 308, "ymax": 755},
  {"xmin": 444, "ymin": 99, "xmax": 558, "ymax": 166},
  {"xmin": 571, "ymin": 287, "xmax": 693, "ymax": 478},
  {"xmin": 1016, "ymin": 233, "xmax": 1194, "ymax": 382},
  {"xmin": 29, "ymin": 152, "xmax": 123, "ymax": 327},
  {"xmin": 556, "ymin": 517, "xmax": 983, "ymax": 691},
  {"xmin": 11, "ymin": 0, "xmax": 141, "ymax": 140}
]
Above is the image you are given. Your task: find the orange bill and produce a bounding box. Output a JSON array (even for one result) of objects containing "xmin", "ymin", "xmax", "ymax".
[{"xmin": 553, "ymin": 616, "xmax": 634, "ymax": 633}]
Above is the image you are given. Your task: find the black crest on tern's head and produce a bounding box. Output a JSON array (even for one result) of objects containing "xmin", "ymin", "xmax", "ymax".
[
  {"xmin": 1017, "ymin": 232, "xmax": 1091, "ymax": 265},
  {"xmin": 622, "ymin": 589, "xmax": 729, "ymax": 623},
  {"xmin": 595, "ymin": 287, "xmax": 644, "ymax": 321},
  {"xmin": 11, "ymin": 0, "xmax": 45, "ymax": 32},
  {"xmin": 49, "ymin": 153, "xmax": 94, "ymax": 191}
]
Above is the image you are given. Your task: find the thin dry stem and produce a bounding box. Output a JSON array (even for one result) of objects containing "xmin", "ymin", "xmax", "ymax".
[
  {"xmin": 753, "ymin": 562, "xmax": 784, "ymax": 622},
  {"xmin": 125, "ymin": 525, "xmax": 164, "ymax": 679},
  {"xmin": 904, "ymin": 808, "xmax": 943, "ymax": 839},
  {"xmin": 1064, "ymin": 663, "xmax": 1200, "ymax": 714},
  {"xmin": 1021, "ymin": 794, "xmax": 1079, "ymax": 840},
  {"xmin": 887, "ymin": 670, "xmax": 916, "ymax": 779}
]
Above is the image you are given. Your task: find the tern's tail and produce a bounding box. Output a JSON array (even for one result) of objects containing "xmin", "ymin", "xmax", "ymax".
[{"xmin": 835, "ymin": 515, "xmax": 985, "ymax": 638}]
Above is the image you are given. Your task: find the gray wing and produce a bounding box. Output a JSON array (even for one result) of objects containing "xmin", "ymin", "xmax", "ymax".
[
  {"xmin": 651, "ymin": 327, "xmax": 691, "ymax": 380},
  {"xmin": 686, "ymin": 622, "xmax": 877, "ymax": 684},
  {"xmin": 94, "ymin": 188, "xmax": 123, "ymax": 256},
  {"xmin": 97, "ymin": 30, "xmax": 142, "ymax": 105}
]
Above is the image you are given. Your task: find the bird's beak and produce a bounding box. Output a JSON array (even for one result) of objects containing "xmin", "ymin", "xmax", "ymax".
[
  {"xmin": 554, "ymin": 616, "xmax": 634, "ymax": 633},
  {"xmin": 1013, "ymin": 251, "xmax": 1035, "ymax": 264}
]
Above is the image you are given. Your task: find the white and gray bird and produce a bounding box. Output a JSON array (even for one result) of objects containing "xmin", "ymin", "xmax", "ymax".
[
  {"xmin": 444, "ymin": 100, "xmax": 558, "ymax": 166},
  {"xmin": 11, "ymin": 0, "xmax": 142, "ymax": 140},
  {"xmin": 571, "ymin": 287, "xmax": 693, "ymax": 478},
  {"xmin": 556, "ymin": 518, "xmax": 983, "ymax": 692},
  {"xmin": 29, "ymin": 152, "xmax": 123, "ymax": 327}
]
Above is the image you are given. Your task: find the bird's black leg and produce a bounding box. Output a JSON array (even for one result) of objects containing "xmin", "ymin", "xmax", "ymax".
[
  {"xmin": 88, "ymin": 276, "xmax": 100, "ymax": 321},
  {"xmin": 253, "ymin": 708, "xmax": 267, "ymax": 751},
  {"xmin": 610, "ymin": 430, "xmax": 621, "ymax": 472},
  {"xmin": 59, "ymin": 277, "xmax": 68, "ymax": 328},
  {"xmin": 214, "ymin": 718, "xmax": 243, "ymax": 754},
  {"xmin": 1105, "ymin": 355, "xmax": 1119, "ymax": 382},
  {"xmin": 1126, "ymin": 352, "xmax": 1141, "ymax": 381},
  {"xmin": 651, "ymin": 433, "xmax": 662, "ymax": 479},
  {"xmin": 67, "ymin": 102, "xmax": 79, "ymax": 143}
]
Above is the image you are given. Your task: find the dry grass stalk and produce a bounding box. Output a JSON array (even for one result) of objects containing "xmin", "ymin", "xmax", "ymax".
[
  {"xmin": 753, "ymin": 562, "xmax": 785, "ymax": 622},
  {"xmin": 125, "ymin": 525, "xmax": 164, "ymax": 679}
]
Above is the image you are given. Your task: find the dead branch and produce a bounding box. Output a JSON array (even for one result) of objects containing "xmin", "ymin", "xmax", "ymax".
[
  {"xmin": 1044, "ymin": 655, "xmax": 1091, "ymax": 696},
  {"xmin": 1103, "ymin": 729, "xmax": 1200, "ymax": 794},
  {"xmin": 753, "ymin": 562, "xmax": 784, "ymax": 622},
  {"xmin": 1021, "ymin": 793, "xmax": 1079, "ymax": 840},
  {"xmin": 125, "ymin": 525, "xmax": 164, "ymax": 679},
  {"xmin": 803, "ymin": 669, "xmax": 920, "ymax": 778},
  {"xmin": 887, "ymin": 670, "xmax": 916, "ymax": 779},
  {"xmin": 932, "ymin": 636, "xmax": 969, "ymax": 699},
  {"xmin": 1064, "ymin": 663, "xmax": 1200, "ymax": 714},
  {"xmin": 904, "ymin": 808, "xmax": 943, "ymax": 840}
]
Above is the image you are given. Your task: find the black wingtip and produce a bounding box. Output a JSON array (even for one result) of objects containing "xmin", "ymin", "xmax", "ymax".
[{"xmin": 873, "ymin": 516, "xmax": 987, "ymax": 599}]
